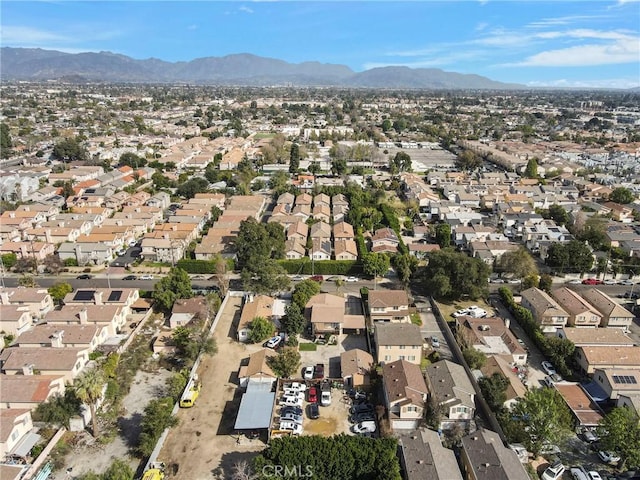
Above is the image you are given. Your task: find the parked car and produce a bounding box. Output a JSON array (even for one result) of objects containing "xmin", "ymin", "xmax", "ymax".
[
  {"xmin": 321, "ymin": 390, "xmax": 331, "ymax": 406},
  {"xmin": 587, "ymin": 472, "xmax": 602, "ymax": 480},
  {"xmin": 309, "ymin": 275, "xmax": 324, "ymax": 282},
  {"xmin": 280, "ymin": 413, "xmax": 303, "ymax": 424},
  {"xmin": 266, "ymin": 336, "xmax": 282, "ymax": 349},
  {"xmin": 618, "ymin": 280, "xmax": 634, "ymax": 286},
  {"xmin": 541, "ymin": 361, "xmax": 557, "ymax": 376},
  {"xmin": 571, "ymin": 467, "xmax": 591, "ymax": 480},
  {"xmin": 582, "ymin": 429, "xmax": 600, "ymax": 443},
  {"xmin": 351, "ymin": 421, "xmax": 376, "ymax": 434},
  {"xmin": 349, "ymin": 412, "xmax": 375, "ymax": 424},
  {"xmin": 280, "ymin": 406, "xmax": 302, "ymax": 416},
  {"xmin": 278, "ymin": 421, "xmax": 303, "ymax": 435},
  {"xmin": 307, "ymin": 403, "xmax": 320, "ymax": 419},
  {"xmin": 508, "ymin": 444, "xmax": 529, "ymax": 463},
  {"xmin": 598, "ymin": 451, "xmax": 621, "ymax": 465},
  {"xmin": 349, "ymin": 403, "xmax": 374, "ymax": 415},
  {"xmin": 314, "ymin": 363, "xmax": 325, "ymax": 379},
  {"xmin": 604, "ymin": 279, "xmax": 617, "ymax": 285},
  {"xmin": 123, "ymin": 275, "xmax": 137, "ymax": 280},
  {"xmin": 430, "ymin": 336, "xmax": 440, "ymax": 348},
  {"xmin": 582, "ymin": 278, "xmax": 603, "ymax": 285},
  {"xmin": 543, "ymin": 373, "xmax": 563, "ymax": 387},
  {"xmin": 303, "ymin": 366, "xmax": 314, "ymax": 380},
  {"xmin": 286, "ymin": 382, "xmax": 307, "ymax": 392},
  {"xmin": 345, "ymin": 276, "xmax": 359, "ymax": 282},
  {"xmin": 307, "ymin": 386, "xmax": 318, "ymax": 404},
  {"xmin": 282, "ymin": 392, "xmax": 305, "ymax": 402},
  {"xmin": 76, "ymin": 274, "xmax": 93, "ymax": 279},
  {"xmin": 139, "ymin": 274, "xmax": 154, "ymax": 280},
  {"xmin": 540, "ymin": 443, "xmax": 561, "ymax": 455},
  {"xmin": 490, "ymin": 277, "xmax": 505, "ymax": 283},
  {"xmin": 280, "ymin": 396, "xmax": 303, "ymax": 408},
  {"xmin": 542, "ymin": 461, "xmax": 565, "ymax": 480}
]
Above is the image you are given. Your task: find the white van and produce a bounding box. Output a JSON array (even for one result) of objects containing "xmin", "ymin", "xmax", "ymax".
[
  {"xmin": 352, "ymin": 421, "xmax": 376, "ymax": 434},
  {"xmin": 279, "ymin": 421, "xmax": 303, "ymax": 435}
]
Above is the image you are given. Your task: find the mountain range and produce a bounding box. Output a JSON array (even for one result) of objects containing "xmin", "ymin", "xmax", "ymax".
[{"xmin": 0, "ymin": 47, "xmax": 524, "ymax": 90}]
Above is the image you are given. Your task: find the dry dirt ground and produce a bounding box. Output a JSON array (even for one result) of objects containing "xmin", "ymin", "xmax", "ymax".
[
  {"xmin": 63, "ymin": 368, "xmax": 173, "ymax": 477},
  {"xmin": 158, "ymin": 296, "xmax": 266, "ymax": 480}
]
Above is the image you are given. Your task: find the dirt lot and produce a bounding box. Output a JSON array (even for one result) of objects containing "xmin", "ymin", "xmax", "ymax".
[{"xmin": 157, "ymin": 296, "xmax": 266, "ymax": 480}]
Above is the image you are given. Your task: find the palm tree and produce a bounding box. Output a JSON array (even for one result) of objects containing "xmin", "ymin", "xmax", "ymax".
[{"xmin": 73, "ymin": 368, "xmax": 105, "ymax": 437}]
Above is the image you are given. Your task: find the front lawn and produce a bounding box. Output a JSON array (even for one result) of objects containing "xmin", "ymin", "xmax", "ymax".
[{"xmin": 298, "ymin": 343, "xmax": 317, "ymax": 352}]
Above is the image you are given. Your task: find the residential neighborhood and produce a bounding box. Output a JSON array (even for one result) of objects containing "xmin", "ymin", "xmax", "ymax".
[{"xmin": 0, "ymin": 82, "xmax": 639, "ymax": 480}]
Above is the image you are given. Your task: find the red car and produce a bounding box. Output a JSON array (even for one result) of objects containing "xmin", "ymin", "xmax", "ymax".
[
  {"xmin": 582, "ymin": 278, "xmax": 603, "ymax": 285},
  {"xmin": 307, "ymin": 386, "xmax": 318, "ymax": 403},
  {"xmin": 310, "ymin": 275, "xmax": 324, "ymax": 282}
]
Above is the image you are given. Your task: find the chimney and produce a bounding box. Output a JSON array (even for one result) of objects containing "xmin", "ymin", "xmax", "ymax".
[
  {"xmin": 45, "ymin": 229, "xmax": 53, "ymax": 244},
  {"xmin": 504, "ymin": 317, "xmax": 510, "ymax": 329},
  {"xmin": 0, "ymin": 290, "xmax": 9, "ymax": 304},
  {"xmin": 94, "ymin": 291, "xmax": 103, "ymax": 305},
  {"xmin": 163, "ymin": 233, "xmax": 170, "ymax": 240},
  {"xmin": 22, "ymin": 364, "xmax": 34, "ymax": 375},
  {"xmin": 50, "ymin": 330, "xmax": 64, "ymax": 348},
  {"xmin": 79, "ymin": 308, "xmax": 88, "ymax": 324}
]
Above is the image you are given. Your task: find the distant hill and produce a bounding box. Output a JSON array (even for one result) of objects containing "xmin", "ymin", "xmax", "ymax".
[{"xmin": 0, "ymin": 47, "xmax": 524, "ymax": 89}]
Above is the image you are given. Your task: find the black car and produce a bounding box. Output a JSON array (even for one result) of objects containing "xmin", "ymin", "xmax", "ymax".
[
  {"xmin": 349, "ymin": 403, "xmax": 374, "ymax": 415},
  {"xmin": 280, "ymin": 406, "xmax": 303, "ymax": 416},
  {"xmin": 313, "ymin": 363, "xmax": 325, "ymax": 379},
  {"xmin": 307, "ymin": 403, "xmax": 320, "ymax": 420},
  {"xmin": 123, "ymin": 275, "xmax": 137, "ymax": 280},
  {"xmin": 76, "ymin": 274, "xmax": 93, "ymax": 280},
  {"xmin": 349, "ymin": 412, "xmax": 375, "ymax": 424}
]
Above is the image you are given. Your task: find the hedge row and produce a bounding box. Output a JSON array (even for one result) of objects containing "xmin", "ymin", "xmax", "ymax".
[
  {"xmin": 176, "ymin": 259, "xmax": 219, "ymax": 274},
  {"xmin": 379, "ymin": 203, "xmax": 408, "ymax": 255},
  {"xmin": 498, "ymin": 287, "xmax": 572, "ymax": 378},
  {"xmin": 277, "ymin": 259, "xmax": 361, "ymax": 275}
]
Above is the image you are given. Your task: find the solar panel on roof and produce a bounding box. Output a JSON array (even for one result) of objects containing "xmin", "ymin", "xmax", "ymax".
[
  {"xmin": 73, "ymin": 290, "xmax": 95, "ymax": 301},
  {"xmin": 612, "ymin": 375, "xmax": 638, "ymax": 385},
  {"xmin": 107, "ymin": 290, "xmax": 122, "ymax": 302}
]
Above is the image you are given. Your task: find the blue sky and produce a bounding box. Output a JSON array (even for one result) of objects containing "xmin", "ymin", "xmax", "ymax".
[{"xmin": 2, "ymin": 1, "xmax": 639, "ymax": 88}]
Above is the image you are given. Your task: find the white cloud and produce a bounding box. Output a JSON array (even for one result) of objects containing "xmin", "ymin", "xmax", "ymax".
[
  {"xmin": 511, "ymin": 38, "xmax": 640, "ymax": 67},
  {"xmin": 1, "ymin": 26, "xmax": 69, "ymax": 45},
  {"xmin": 239, "ymin": 5, "xmax": 254, "ymax": 13},
  {"xmin": 526, "ymin": 77, "xmax": 640, "ymax": 89},
  {"xmin": 527, "ymin": 14, "xmax": 611, "ymax": 28},
  {"xmin": 187, "ymin": 25, "xmax": 198, "ymax": 30},
  {"xmin": 475, "ymin": 22, "xmax": 489, "ymax": 32}
]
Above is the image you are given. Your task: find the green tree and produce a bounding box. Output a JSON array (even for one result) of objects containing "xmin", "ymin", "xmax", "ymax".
[
  {"xmin": 521, "ymin": 274, "xmax": 539, "ymax": 290},
  {"xmin": 14, "ymin": 257, "xmax": 37, "ymax": 274},
  {"xmin": 548, "ymin": 204, "xmax": 570, "ymax": 226},
  {"xmin": 455, "ymin": 150, "xmax": 482, "ymax": 170},
  {"xmin": 524, "ymin": 157, "xmax": 538, "ymax": 178},
  {"xmin": 511, "ymin": 387, "xmax": 573, "ymax": 456},
  {"xmin": 119, "ymin": 152, "xmax": 147, "ymax": 169},
  {"xmin": 538, "ymin": 273, "xmax": 553, "ymax": 292},
  {"xmin": 597, "ymin": 407, "xmax": 640, "ymax": 470},
  {"xmin": 167, "ymin": 370, "xmax": 189, "ymax": 402},
  {"xmin": 241, "ymin": 258, "xmax": 290, "ymax": 295},
  {"xmin": 391, "ymin": 253, "xmax": 417, "ymax": 286},
  {"xmin": 176, "ymin": 177, "xmax": 210, "ymax": 199},
  {"xmin": 0, "ymin": 123, "xmax": 12, "ymax": 158},
  {"xmin": 462, "ymin": 348, "xmax": 486, "ymax": 369},
  {"xmin": 33, "ymin": 389, "xmax": 81, "ymax": 428},
  {"xmin": 610, "ymin": 187, "xmax": 635, "ymax": 205},
  {"xmin": 362, "ymin": 252, "xmax": 390, "ymax": 279},
  {"xmin": 331, "ymin": 157, "xmax": 348, "ymax": 175},
  {"xmin": 248, "ymin": 316, "xmax": 276, "ymax": 343},
  {"xmin": 52, "ymin": 136, "xmax": 88, "ymax": 162},
  {"xmin": 499, "ymin": 247, "xmax": 538, "ymax": 280},
  {"xmin": 434, "ymin": 223, "xmax": 451, "ymax": 248},
  {"xmin": 73, "ymin": 368, "xmax": 106, "ymax": 437},
  {"xmin": 381, "ymin": 119, "xmax": 392, "ymax": 132},
  {"xmin": 291, "ymin": 279, "xmax": 321, "ymax": 310},
  {"xmin": 267, "ymin": 347, "xmax": 301, "ymax": 378},
  {"xmin": 48, "ymin": 282, "xmax": 73, "ymax": 305},
  {"xmin": 235, "ymin": 218, "xmax": 285, "ymax": 268},
  {"xmin": 137, "ymin": 397, "xmax": 178, "ymax": 457},
  {"xmin": 269, "ymin": 171, "xmax": 290, "ymax": 196},
  {"xmin": 152, "ymin": 268, "xmax": 193, "ymax": 312},
  {"xmin": 420, "ymin": 250, "xmax": 490, "ymax": 300},
  {"xmin": 282, "ymin": 303, "xmax": 306, "ymax": 336},
  {"xmin": 1, "ymin": 252, "xmax": 17, "ymax": 269},
  {"xmin": 102, "ymin": 459, "xmax": 134, "ymax": 480},
  {"xmin": 61, "ymin": 180, "xmax": 75, "ymax": 198},
  {"xmin": 565, "ymin": 240, "xmax": 595, "ymax": 273},
  {"xmin": 479, "ymin": 372, "xmax": 509, "ymax": 411},
  {"xmin": 289, "ymin": 143, "xmax": 300, "ymax": 173},
  {"xmin": 42, "ymin": 254, "xmax": 64, "ymax": 275}
]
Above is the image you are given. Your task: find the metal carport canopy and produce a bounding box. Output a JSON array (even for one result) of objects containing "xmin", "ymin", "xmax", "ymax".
[{"xmin": 234, "ymin": 383, "xmax": 276, "ymax": 430}]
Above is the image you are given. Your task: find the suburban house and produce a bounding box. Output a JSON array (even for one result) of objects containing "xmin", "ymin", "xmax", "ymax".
[
  {"xmin": 284, "ymin": 239, "xmax": 306, "ymax": 260},
  {"xmin": 0, "ymin": 346, "xmax": 90, "ymax": 383},
  {"xmin": 0, "ymin": 306, "xmax": 32, "ymax": 337},
  {"xmin": 556, "ymin": 327, "xmax": 635, "ymax": 348},
  {"xmin": 382, "ymin": 359, "xmax": 429, "ymax": 430},
  {"xmin": 425, "ymin": 360, "xmax": 475, "ymax": 431},
  {"xmin": 0, "ymin": 409, "xmax": 37, "ymax": 463},
  {"xmin": 554, "ymin": 383, "xmax": 604, "ymax": 429},
  {"xmin": 455, "ymin": 316, "xmax": 527, "ymax": 365},
  {"xmin": 397, "ymin": 428, "xmax": 463, "ymax": 480},
  {"xmin": 306, "ymin": 293, "xmax": 343, "ymax": 336},
  {"xmin": 551, "ymin": 287, "xmax": 602, "ymax": 327},
  {"xmin": 340, "ymin": 348, "xmax": 374, "ymax": 388},
  {"xmin": 312, "ymin": 203, "xmax": 331, "ymax": 222},
  {"xmin": 480, "ymin": 356, "xmax": 527, "ymax": 409},
  {"xmin": 14, "ymin": 324, "xmax": 105, "ymax": 352},
  {"xmin": 309, "ymin": 221, "xmax": 331, "ymax": 240},
  {"xmin": 169, "ymin": 297, "xmax": 210, "ymax": 329},
  {"xmin": 237, "ymin": 295, "xmax": 275, "ymax": 342},
  {"xmin": 367, "ymin": 290, "xmax": 411, "ymax": 323},
  {"xmin": 374, "ymin": 323, "xmax": 422, "ymax": 365},
  {"xmin": 371, "ymin": 227, "xmax": 400, "ymax": 254},
  {"xmin": 0, "ymin": 375, "xmax": 66, "ymax": 410},
  {"xmin": 238, "ymin": 348, "xmax": 278, "ymax": 388},
  {"xmin": 44, "ymin": 304, "xmax": 127, "ymax": 338},
  {"xmin": 334, "ymin": 239, "xmax": 358, "ymax": 261},
  {"xmin": 459, "ymin": 429, "xmax": 529, "ymax": 480},
  {"xmin": 520, "ymin": 287, "xmax": 569, "ymax": 332},
  {"xmin": 592, "ymin": 369, "xmax": 640, "ymax": 401},
  {"xmin": 574, "ymin": 345, "xmax": 640, "ymax": 375},
  {"xmin": 333, "ymin": 221, "xmax": 355, "ymax": 240},
  {"xmin": 309, "ymin": 238, "xmax": 332, "ymax": 261},
  {"xmin": 579, "ymin": 288, "xmax": 635, "ymax": 329},
  {"xmin": 286, "ymin": 221, "xmax": 308, "ymax": 241}
]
